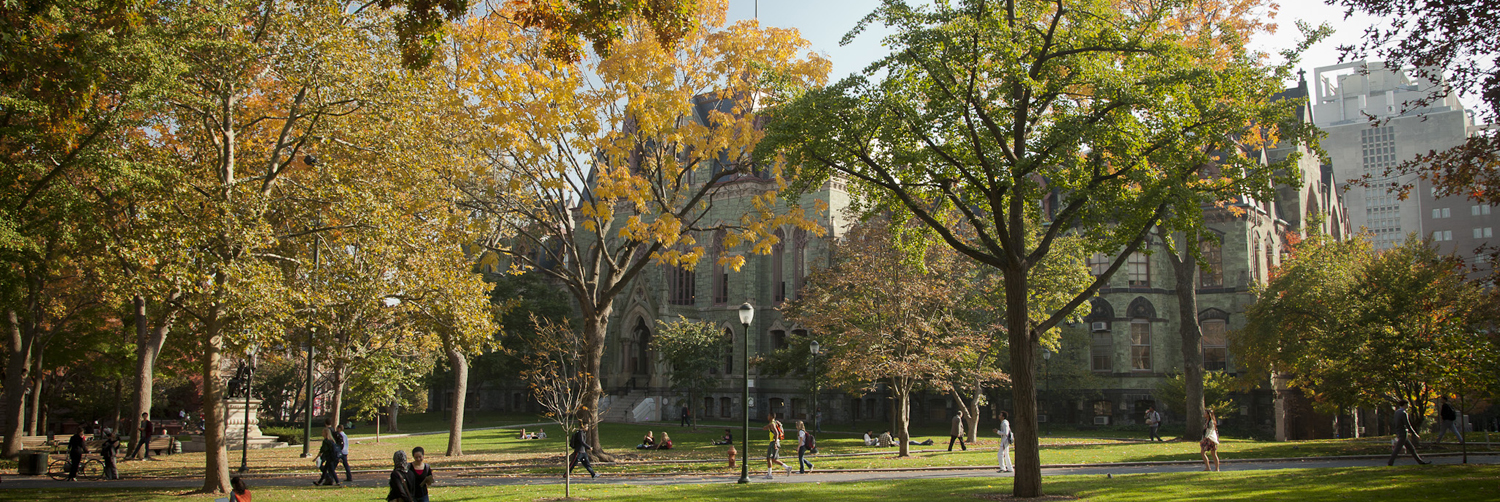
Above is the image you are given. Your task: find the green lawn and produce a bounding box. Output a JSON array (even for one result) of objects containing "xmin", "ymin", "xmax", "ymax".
[{"xmin": 2, "ymin": 465, "xmax": 1495, "ymax": 501}]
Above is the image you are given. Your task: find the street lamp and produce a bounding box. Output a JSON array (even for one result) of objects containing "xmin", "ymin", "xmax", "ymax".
[
  {"xmin": 238, "ymin": 343, "xmax": 258, "ymax": 474},
  {"xmin": 737, "ymin": 302, "xmax": 754, "ymax": 484},
  {"xmin": 809, "ymin": 340, "xmax": 820, "ymax": 433},
  {"xmin": 302, "ymin": 326, "xmax": 316, "ymax": 458}
]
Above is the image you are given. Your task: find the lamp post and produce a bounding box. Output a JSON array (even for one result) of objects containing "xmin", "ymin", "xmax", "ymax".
[
  {"xmin": 238, "ymin": 344, "xmax": 258, "ymax": 474},
  {"xmin": 1042, "ymin": 349, "xmax": 1051, "ymax": 434},
  {"xmin": 809, "ymin": 340, "xmax": 820, "ymax": 433},
  {"xmin": 737, "ymin": 302, "xmax": 754, "ymax": 484},
  {"xmin": 301, "ymin": 326, "xmax": 316, "ymax": 458}
]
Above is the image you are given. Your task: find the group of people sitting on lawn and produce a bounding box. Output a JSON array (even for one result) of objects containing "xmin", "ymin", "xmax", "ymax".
[
  {"xmin": 516, "ymin": 428, "xmax": 548, "ymax": 440},
  {"xmin": 862, "ymin": 430, "xmax": 933, "ymax": 447},
  {"xmin": 635, "ymin": 431, "xmax": 674, "ymax": 450}
]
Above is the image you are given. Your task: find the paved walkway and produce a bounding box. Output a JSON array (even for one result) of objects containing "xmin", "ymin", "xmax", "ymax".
[{"xmin": 2, "ymin": 451, "xmax": 1493, "ymax": 490}]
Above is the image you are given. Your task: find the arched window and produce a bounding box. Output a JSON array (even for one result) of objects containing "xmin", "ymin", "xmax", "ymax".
[
  {"xmin": 1264, "ymin": 233, "xmax": 1276, "ymax": 276},
  {"xmin": 772, "ymin": 229, "xmax": 786, "ymax": 302},
  {"xmin": 1250, "ymin": 234, "xmax": 1261, "ymax": 284},
  {"xmin": 793, "ymin": 228, "xmax": 808, "ymax": 300},
  {"xmin": 722, "ymin": 328, "xmax": 734, "ymax": 374},
  {"xmin": 630, "ymin": 318, "xmax": 652, "ymax": 376}
]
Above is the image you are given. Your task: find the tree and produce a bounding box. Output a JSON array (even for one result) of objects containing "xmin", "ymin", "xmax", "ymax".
[
  {"xmin": 520, "ymin": 315, "xmax": 592, "ymax": 499},
  {"xmin": 759, "ymin": 0, "xmax": 1314, "ymax": 495},
  {"xmin": 1237, "ymin": 234, "xmax": 1498, "ymax": 428},
  {"xmin": 1155, "ymin": 371, "xmax": 1237, "ymax": 424},
  {"xmin": 1333, "ymin": 0, "xmax": 1500, "ymax": 223},
  {"xmin": 784, "ymin": 214, "xmax": 991, "ymax": 457},
  {"xmin": 453, "ymin": 2, "xmax": 828, "ymax": 458},
  {"xmin": 652, "ymin": 316, "xmax": 728, "ymax": 427}
]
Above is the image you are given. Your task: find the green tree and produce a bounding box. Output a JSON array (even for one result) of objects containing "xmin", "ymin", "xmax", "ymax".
[
  {"xmin": 652, "ymin": 316, "xmax": 728, "ymax": 427},
  {"xmin": 759, "ymin": 0, "xmax": 1313, "ymax": 495},
  {"xmin": 1155, "ymin": 371, "xmax": 1237, "ymax": 424}
]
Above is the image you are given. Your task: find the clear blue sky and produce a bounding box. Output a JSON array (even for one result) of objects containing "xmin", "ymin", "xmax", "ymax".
[{"xmin": 723, "ymin": 0, "xmax": 1380, "ymax": 85}]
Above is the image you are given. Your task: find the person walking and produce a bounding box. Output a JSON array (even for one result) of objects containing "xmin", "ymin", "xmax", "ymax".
[
  {"xmin": 680, "ymin": 403, "xmax": 691, "ymax": 427},
  {"xmin": 65, "ymin": 429, "xmax": 86, "ymax": 481},
  {"xmin": 386, "ymin": 450, "xmax": 415, "ymax": 502},
  {"xmin": 314, "ymin": 428, "xmax": 342, "ymax": 486},
  {"xmin": 994, "ymin": 411, "xmax": 1013, "ymax": 472},
  {"xmin": 335, "ymin": 424, "xmax": 353, "ymax": 482},
  {"xmin": 1388, "ymin": 400, "xmax": 1431, "ymax": 466},
  {"xmin": 569, "ymin": 421, "xmax": 597, "ymax": 478},
  {"xmin": 1433, "ymin": 396, "xmax": 1465, "ymax": 445},
  {"xmin": 1199, "ymin": 410, "xmax": 1221, "ymax": 471},
  {"xmin": 795, "ymin": 420, "xmax": 815, "ymax": 473},
  {"xmin": 126, "ymin": 412, "xmax": 153, "ymax": 460},
  {"xmin": 761, "ymin": 414, "xmax": 791, "ymax": 478},
  {"xmin": 948, "ymin": 412, "xmax": 968, "ymax": 451},
  {"xmin": 1145, "ymin": 406, "xmax": 1163, "ymax": 442},
  {"xmin": 814, "ymin": 409, "xmax": 823, "ymax": 434},
  {"xmin": 409, "ymin": 446, "xmax": 434, "ymax": 502},
  {"xmin": 100, "ymin": 430, "xmax": 120, "ymax": 480}
]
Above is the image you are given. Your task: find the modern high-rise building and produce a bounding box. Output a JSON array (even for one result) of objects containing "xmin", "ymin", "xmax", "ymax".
[{"xmin": 1312, "ymin": 61, "xmax": 1493, "ymax": 264}]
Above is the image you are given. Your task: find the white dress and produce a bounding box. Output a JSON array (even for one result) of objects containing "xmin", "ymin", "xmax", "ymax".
[{"xmin": 996, "ymin": 419, "xmax": 1013, "ymax": 472}]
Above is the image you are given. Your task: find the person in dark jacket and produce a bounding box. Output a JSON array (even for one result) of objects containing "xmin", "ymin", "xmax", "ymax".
[
  {"xmin": 409, "ymin": 446, "xmax": 434, "ymax": 502},
  {"xmin": 126, "ymin": 412, "xmax": 153, "ymax": 460},
  {"xmin": 100, "ymin": 431, "xmax": 120, "ymax": 480},
  {"xmin": 569, "ymin": 421, "xmax": 597, "ymax": 478},
  {"xmin": 314, "ymin": 428, "xmax": 341, "ymax": 486},
  {"xmin": 1388, "ymin": 400, "xmax": 1431, "ymax": 466},
  {"xmin": 386, "ymin": 450, "xmax": 414, "ymax": 502},
  {"xmin": 1434, "ymin": 396, "xmax": 1465, "ymax": 445},
  {"xmin": 66, "ymin": 429, "xmax": 86, "ymax": 481}
]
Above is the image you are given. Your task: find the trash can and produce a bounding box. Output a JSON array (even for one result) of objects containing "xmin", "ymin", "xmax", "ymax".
[{"xmin": 16, "ymin": 451, "xmax": 48, "ymax": 475}]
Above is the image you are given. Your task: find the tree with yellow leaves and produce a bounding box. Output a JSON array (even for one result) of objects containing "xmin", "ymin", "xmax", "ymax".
[{"xmin": 453, "ymin": 0, "xmax": 828, "ymax": 457}]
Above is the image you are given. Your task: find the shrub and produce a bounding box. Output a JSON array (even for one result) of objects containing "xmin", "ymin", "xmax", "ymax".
[{"xmin": 260, "ymin": 426, "xmax": 306, "ymax": 446}]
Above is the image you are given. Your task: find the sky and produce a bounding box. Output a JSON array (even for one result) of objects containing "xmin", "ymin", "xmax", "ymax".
[{"xmin": 722, "ymin": 0, "xmax": 1384, "ymax": 88}]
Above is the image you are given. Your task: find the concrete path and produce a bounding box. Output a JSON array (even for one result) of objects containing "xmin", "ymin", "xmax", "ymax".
[{"xmin": 2, "ymin": 451, "xmax": 1493, "ymax": 490}]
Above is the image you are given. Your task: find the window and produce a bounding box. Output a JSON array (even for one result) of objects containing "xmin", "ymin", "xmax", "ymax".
[
  {"xmin": 1475, "ymin": 227, "xmax": 1494, "ymax": 239},
  {"xmin": 1127, "ymin": 252, "xmax": 1150, "ymax": 287},
  {"xmin": 704, "ymin": 397, "xmax": 715, "ymax": 417},
  {"xmin": 1091, "ymin": 331, "xmax": 1113, "ymax": 372},
  {"xmin": 711, "ymin": 231, "xmax": 728, "ymax": 304},
  {"xmin": 1250, "ymin": 236, "xmax": 1261, "ymax": 284},
  {"xmin": 1201, "ymin": 320, "xmax": 1227, "ymax": 371},
  {"xmin": 793, "ymin": 228, "xmax": 808, "ymax": 300},
  {"xmin": 1199, "ymin": 240, "xmax": 1223, "ymax": 287},
  {"xmin": 720, "ymin": 397, "xmax": 732, "ymax": 418},
  {"xmin": 1130, "ymin": 320, "xmax": 1152, "ymax": 371},
  {"xmin": 1433, "ymin": 230, "xmax": 1453, "ymax": 241},
  {"xmin": 1087, "ymin": 253, "xmax": 1110, "ymax": 276},
  {"xmin": 772, "ymin": 230, "xmax": 785, "ymax": 303},
  {"xmin": 771, "ymin": 329, "xmax": 787, "ymax": 350},
  {"xmin": 723, "ymin": 329, "xmax": 734, "ymax": 374},
  {"xmin": 665, "ymin": 265, "xmax": 696, "ymax": 305},
  {"xmin": 1432, "ymin": 207, "xmax": 1452, "ymax": 219},
  {"xmin": 1472, "ymin": 205, "xmax": 1491, "ymax": 216}
]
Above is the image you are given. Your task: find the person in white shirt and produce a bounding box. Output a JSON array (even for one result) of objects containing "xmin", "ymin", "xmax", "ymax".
[
  {"xmin": 993, "ymin": 411, "xmax": 1013, "ymax": 473},
  {"xmin": 863, "ymin": 430, "xmax": 876, "ymax": 446},
  {"xmin": 795, "ymin": 420, "xmax": 814, "ymax": 473}
]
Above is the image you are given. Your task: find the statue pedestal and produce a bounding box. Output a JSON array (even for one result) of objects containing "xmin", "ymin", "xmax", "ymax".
[{"xmin": 181, "ymin": 398, "xmax": 287, "ymax": 452}]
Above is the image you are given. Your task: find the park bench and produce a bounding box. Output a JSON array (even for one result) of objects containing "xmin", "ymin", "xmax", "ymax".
[{"xmin": 146, "ymin": 435, "xmax": 176, "ymax": 455}]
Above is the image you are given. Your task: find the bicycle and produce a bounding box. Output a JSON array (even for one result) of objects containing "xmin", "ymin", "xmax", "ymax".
[{"xmin": 48, "ymin": 456, "xmax": 103, "ymax": 480}]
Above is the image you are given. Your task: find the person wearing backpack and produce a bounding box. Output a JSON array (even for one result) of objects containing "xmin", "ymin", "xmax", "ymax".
[
  {"xmin": 1433, "ymin": 396, "xmax": 1465, "ymax": 445},
  {"xmin": 335, "ymin": 424, "xmax": 352, "ymax": 482},
  {"xmin": 761, "ymin": 415, "xmax": 791, "ymax": 478},
  {"xmin": 993, "ymin": 411, "xmax": 1014, "ymax": 473},
  {"xmin": 568, "ymin": 421, "xmax": 596, "ymax": 478},
  {"xmin": 795, "ymin": 420, "xmax": 815, "ymax": 473},
  {"xmin": 1145, "ymin": 406, "xmax": 1163, "ymax": 442}
]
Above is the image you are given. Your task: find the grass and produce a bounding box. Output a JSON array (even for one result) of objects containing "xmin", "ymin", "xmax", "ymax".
[
  {"xmin": 1, "ymin": 464, "xmax": 1495, "ymax": 501},
  {"xmin": 37, "ymin": 416, "xmax": 1494, "ymax": 480}
]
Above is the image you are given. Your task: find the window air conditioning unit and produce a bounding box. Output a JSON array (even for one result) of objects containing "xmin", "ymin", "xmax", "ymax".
[
  {"xmin": 1091, "ymin": 322, "xmax": 1108, "ymax": 332},
  {"xmin": 1037, "ymin": 414, "xmax": 1048, "ymax": 423},
  {"xmin": 1094, "ymin": 416, "xmax": 1110, "ymax": 425}
]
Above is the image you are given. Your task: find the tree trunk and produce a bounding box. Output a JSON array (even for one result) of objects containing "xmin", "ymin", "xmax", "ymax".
[
  {"xmin": 330, "ymin": 359, "xmax": 347, "ymax": 431},
  {"xmin": 387, "ymin": 402, "xmax": 399, "ymax": 432},
  {"xmin": 2, "ymin": 309, "xmax": 34, "ymax": 458},
  {"xmin": 26, "ymin": 350, "xmax": 42, "ymax": 436},
  {"xmin": 444, "ymin": 341, "xmax": 468, "ymax": 457},
  {"xmin": 1004, "ymin": 269, "xmax": 1042, "ymax": 497},
  {"xmin": 129, "ymin": 294, "xmax": 177, "ymax": 456},
  {"xmin": 199, "ymin": 308, "xmax": 230, "ymax": 494},
  {"xmin": 894, "ymin": 381, "xmax": 911, "ymax": 457},
  {"xmin": 581, "ymin": 308, "xmax": 614, "ymax": 461},
  {"xmin": 1168, "ymin": 239, "xmax": 1205, "ymax": 441}
]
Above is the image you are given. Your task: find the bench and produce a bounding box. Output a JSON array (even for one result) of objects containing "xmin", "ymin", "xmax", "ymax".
[{"xmin": 147, "ymin": 436, "xmax": 176, "ymax": 455}]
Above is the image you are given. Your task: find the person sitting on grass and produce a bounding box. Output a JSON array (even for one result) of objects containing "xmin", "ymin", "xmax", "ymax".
[
  {"xmin": 657, "ymin": 432, "xmax": 674, "ymax": 450},
  {"xmin": 863, "ymin": 430, "xmax": 876, "ymax": 446},
  {"xmin": 636, "ymin": 431, "xmax": 656, "ymax": 449},
  {"xmin": 537, "ymin": 428, "xmax": 547, "ymax": 439},
  {"xmin": 877, "ymin": 430, "xmax": 893, "ymax": 447},
  {"xmin": 714, "ymin": 429, "xmax": 733, "ymax": 445}
]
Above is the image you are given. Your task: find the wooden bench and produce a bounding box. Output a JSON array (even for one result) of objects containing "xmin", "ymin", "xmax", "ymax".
[{"xmin": 147, "ymin": 436, "xmax": 176, "ymax": 455}]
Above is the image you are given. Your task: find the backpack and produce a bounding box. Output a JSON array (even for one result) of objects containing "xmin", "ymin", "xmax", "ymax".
[{"xmin": 804, "ymin": 432, "xmax": 817, "ymax": 451}]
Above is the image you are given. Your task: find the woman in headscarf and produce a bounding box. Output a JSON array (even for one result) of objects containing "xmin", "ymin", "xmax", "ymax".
[{"xmin": 387, "ymin": 450, "xmax": 415, "ymax": 502}]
